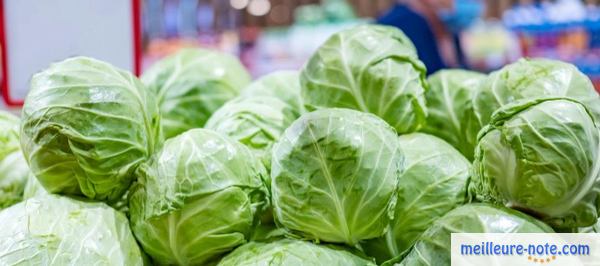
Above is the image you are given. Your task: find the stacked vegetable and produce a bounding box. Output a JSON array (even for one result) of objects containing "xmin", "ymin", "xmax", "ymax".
[{"xmin": 0, "ymin": 25, "xmax": 598, "ymax": 266}]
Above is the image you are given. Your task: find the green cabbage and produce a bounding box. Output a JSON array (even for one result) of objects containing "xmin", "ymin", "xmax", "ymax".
[
  {"xmin": 205, "ymin": 96, "xmax": 299, "ymax": 171},
  {"xmin": 0, "ymin": 111, "xmax": 19, "ymax": 157},
  {"xmin": 240, "ymin": 70, "xmax": 304, "ymax": 113},
  {"xmin": 271, "ymin": 108, "xmax": 403, "ymax": 245},
  {"xmin": 391, "ymin": 204, "xmax": 553, "ymax": 266},
  {"xmin": 129, "ymin": 128, "xmax": 268, "ymax": 265},
  {"xmin": 0, "ymin": 152, "xmax": 29, "ymax": 208},
  {"xmin": 362, "ymin": 133, "xmax": 470, "ymax": 263},
  {"xmin": 470, "ymin": 98, "xmax": 600, "ymax": 229},
  {"xmin": 421, "ymin": 69, "xmax": 485, "ymax": 159},
  {"xmin": 21, "ymin": 57, "xmax": 161, "ymax": 202},
  {"xmin": 468, "ymin": 58, "xmax": 600, "ymax": 142},
  {"xmin": 218, "ymin": 239, "xmax": 376, "ymax": 266},
  {"xmin": 300, "ymin": 24, "xmax": 428, "ymax": 134},
  {"xmin": 0, "ymin": 111, "xmax": 29, "ymax": 209},
  {"xmin": 142, "ymin": 48, "xmax": 251, "ymax": 138},
  {"xmin": 0, "ymin": 194, "xmax": 144, "ymax": 265}
]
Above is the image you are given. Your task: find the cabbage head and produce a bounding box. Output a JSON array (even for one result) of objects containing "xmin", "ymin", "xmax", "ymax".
[
  {"xmin": 0, "ymin": 111, "xmax": 29, "ymax": 208},
  {"xmin": 240, "ymin": 70, "xmax": 304, "ymax": 113},
  {"xmin": 300, "ymin": 25, "xmax": 428, "ymax": 134},
  {"xmin": 421, "ymin": 69, "xmax": 485, "ymax": 159},
  {"xmin": 142, "ymin": 48, "xmax": 251, "ymax": 138},
  {"xmin": 0, "ymin": 152, "xmax": 29, "ymax": 208},
  {"xmin": 469, "ymin": 58, "xmax": 600, "ymax": 141},
  {"xmin": 470, "ymin": 98, "xmax": 600, "ymax": 229},
  {"xmin": 129, "ymin": 128, "xmax": 268, "ymax": 265},
  {"xmin": 0, "ymin": 111, "xmax": 19, "ymax": 156},
  {"xmin": 20, "ymin": 57, "xmax": 161, "ymax": 202},
  {"xmin": 0, "ymin": 194, "xmax": 145, "ymax": 265},
  {"xmin": 271, "ymin": 108, "xmax": 403, "ymax": 245},
  {"xmin": 391, "ymin": 204, "xmax": 553, "ymax": 266},
  {"xmin": 205, "ymin": 96, "xmax": 299, "ymax": 171},
  {"xmin": 362, "ymin": 133, "xmax": 470, "ymax": 263},
  {"xmin": 218, "ymin": 239, "xmax": 376, "ymax": 266}
]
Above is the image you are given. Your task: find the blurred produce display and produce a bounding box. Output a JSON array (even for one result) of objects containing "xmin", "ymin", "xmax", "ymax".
[
  {"xmin": 139, "ymin": 0, "xmax": 389, "ymax": 74},
  {"xmin": 136, "ymin": 0, "xmax": 600, "ymax": 90},
  {"xmin": 502, "ymin": 0, "xmax": 600, "ymax": 89}
]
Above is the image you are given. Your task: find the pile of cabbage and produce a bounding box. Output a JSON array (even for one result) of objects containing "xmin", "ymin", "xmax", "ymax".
[{"xmin": 0, "ymin": 24, "xmax": 599, "ymax": 266}]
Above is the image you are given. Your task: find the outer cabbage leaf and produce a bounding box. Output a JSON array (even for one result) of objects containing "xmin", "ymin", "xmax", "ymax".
[
  {"xmin": 470, "ymin": 98, "xmax": 600, "ymax": 229},
  {"xmin": 240, "ymin": 70, "xmax": 304, "ymax": 113},
  {"xmin": 391, "ymin": 204, "xmax": 553, "ymax": 266},
  {"xmin": 205, "ymin": 96, "xmax": 299, "ymax": 171},
  {"xmin": 300, "ymin": 25, "xmax": 428, "ymax": 134},
  {"xmin": 20, "ymin": 57, "xmax": 161, "ymax": 202},
  {"xmin": 362, "ymin": 133, "xmax": 470, "ymax": 263},
  {"xmin": 248, "ymin": 222, "xmax": 288, "ymax": 243},
  {"xmin": 21, "ymin": 173, "xmax": 131, "ymax": 214},
  {"xmin": 218, "ymin": 239, "xmax": 376, "ymax": 266},
  {"xmin": 142, "ymin": 48, "xmax": 251, "ymax": 138},
  {"xmin": 129, "ymin": 128, "xmax": 268, "ymax": 265},
  {"xmin": 23, "ymin": 173, "xmax": 47, "ymax": 200},
  {"xmin": 469, "ymin": 58, "xmax": 600, "ymax": 141},
  {"xmin": 421, "ymin": 69, "xmax": 485, "ymax": 159},
  {"xmin": 0, "ymin": 194, "xmax": 144, "ymax": 265},
  {"xmin": 587, "ymin": 220, "xmax": 600, "ymax": 234},
  {"xmin": 579, "ymin": 219, "xmax": 600, "ymax": 233},
  {"xmin": 271, "ymin": 108, "xmax": 403, "ymax": 245},
  {"xmin": 0, "ymin": 111, "xmax": 29, "ymax": 208}
]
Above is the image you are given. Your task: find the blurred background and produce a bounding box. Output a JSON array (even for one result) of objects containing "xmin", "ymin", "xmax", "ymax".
[
  {"xmin": 3, "ymin": 0, "xmax": 600, "ymax": 109},
  {"xmin": 140, "ymin": 0, "xmax": 600, "ymax": 85}
]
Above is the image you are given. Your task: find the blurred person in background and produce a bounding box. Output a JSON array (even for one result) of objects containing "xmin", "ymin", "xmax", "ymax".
[{"xmin": 377, "ymin": 0, "xmax": 483, "ymax": 74}]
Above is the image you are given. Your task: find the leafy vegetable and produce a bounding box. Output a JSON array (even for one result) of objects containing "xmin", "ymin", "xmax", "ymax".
[
  {"xmin": 579, "ymin": 219, "xmax": 600, "ymax": 233},
  {"xmin": 248, "ymin": 223, "xmax": 288, "ymax": 242},
  {"xmin": 206, "ymin": 96, "xmax": 299, "ymax": 171},
  {"xmin": 0, "ymin": 111, "xmax": 20, "ymax": 158},
  {"xmin": 470, "ymin": 98, "xmax": 600, "ymax": 229},
  {"xmin": 271, "ymin": 108, "xmax": 403, "ymax": 245},
  {"xmin": 218, "ymin": 239, "xmax": 376, "ymax": 266},
  {"xmin": 391, "ymin": 204, "xmax": 553, "ymax": 266},
  {"xmin": 362, "ymin": 133, "xmax": 470, "ymax": 263},
  {"xmin": 6, "ymin": 30, "xmax": 599, "ymax": 266},
  {"xmin": 0, "ymin": 111, "xmax": 29, "ymax": 209},
  {"xmin": 240, "ymin": 70, "xmax": 304, "ymax": 113},
  {"xmin": 0, "ymin": 152, "xmax": 29, "ymax": 209},
  {"xmin": 300, "ymin": 24, "xmax": 428, "ymax": 134},
  {"xmin": 421, "ymin": 70, "xmax": 485, "ymax": 159},
  {"xmin": 469, "ymin": 58, "xmax": 600, "ymax": 142},
  {"xmin": 142, "ymin": 48, "xmax": 251, "ymax": 138},
  {"xmin": 0, "ymin": 194, "xmax": 145, "ymax": 265},
  {"xmin": 23, "ymin": 173, "xmax": 47, "ymax": 200},
  {"xmin": 129, "ymin": 128, "xmax": 268, "ymax": 265},
  {"xmin": 20, "ymin": 57, "xmax": 161, "ymax": 202}
]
